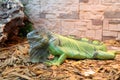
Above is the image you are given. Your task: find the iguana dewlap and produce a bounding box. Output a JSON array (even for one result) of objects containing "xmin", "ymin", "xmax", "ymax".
[{"xmin": 27, "ymin": 30, "xmax": 116, "ymax": 66}]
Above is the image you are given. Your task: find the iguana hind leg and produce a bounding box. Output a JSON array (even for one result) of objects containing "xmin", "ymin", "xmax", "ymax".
[{"xmin": 93, "ymin": 50, "xmax": 115, "ymax": 60}]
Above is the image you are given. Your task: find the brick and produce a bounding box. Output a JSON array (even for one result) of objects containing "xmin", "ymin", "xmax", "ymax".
[
  {"xmin": 39, "ymin": 13, "xmax": 46, "ymax": 18},
  {"xmin": 86, "ymin": 21, "xmax": 93, "ymax": 29},
  {"xmin": 58, "ymin": 11, "xmax": 79, "ymax": 19},
  {"xmin": 80, "ymin": 4, "xmax": 106, "ymax": 11},
  {"xmin": 79, "ymin": 11, "xmax": 91, "ymax": 19},
  {"xmin": 80, "ymin": 11, "xmax": 104, "ymax": 20},
  {"xmin": 38, "ymin": 19, "xmax": 62, "ymax": 34},
  {"xmin": 80, "ymin": 4, "xmax": 90, "ymax": 11},
  {"xmin": 40, "ymin": 3, "xmax": 79, "ymax": 13},
  {"xmin": 60, "ymin": 30, "xmax": 69, "ymax": 36},
  {"xmin": 61, "ymin": 20, "xmax": 76, "ymax": 35},
  {"xmin": 87, "ymin": 25, "xmax": 102, "ymax": 30},
  {"xmin": 109, "ymin": 24, "xmax": 120, "ymax": 31},
  {"xmin": 76, "ymin": 25, "xmax": 87, "ymax": 31},
  {"xmin": 79, "ymin": 11, "xmax": 87, "ymax": 19},
  {"xmin": 95, "ymin": 30, "xmax": 102, "ymax": 40},
  {"xmin": 105, "ymin": 6, "xmax": 120, "ymax": 12},
  {"xmin": 79, "ymin": 31, "xmax": 86, "ymax": 38},
  {"xmin": 102, "ymin": 0, "xmax": 120, "ymax": 4},
  {"xmin": 87, "ymin": 21, "xmax": 102, "ymax": 30},
  {"xmin": 79, "ymin": 0, "xmax": 89, "ymax": 3},
  {"xmin": 104, "ymin": 11, "xmax": 120, "ymax": 19},
  {"xmin": 93, "ymin": 25, "xmax": 102, "ymax": 30},
  {"xmin": 68, "ymin": 30, "xmax": 84, "ymax": 38},
  {"xmin": 103, "ymin": 19, "xmax": 109, "ymax": 30},
  {"xmin": 61, "ymin": 21, "xmax": 86, "ymax": 30},
  {"xmin": 46, "ymin": 14, "xmax": 57, "ymax": 19},
  {"xmin": 109, "ymin": 20, "xmax": 120, "ymax": 24},
  {"xmin": 30, "ymin": 14, "xmax": 41, "ymax": 22},
  {"xmin": 70, "ymin": 5, "xmax": 79, "ymax": 11},
  {"xmin": 61, "ymin": 20, "xmax": 75, "ymax": 29},
  {"xmin": 26, "ymin": 0, "xmax": 120, "ymax": 41},
  {"xmin": 103, "ymin": 30, "xmax": 117, "ymax": 37},
  {"xmin": 74, "ymin": 21, "xmax": 87, "ymax": 31},
  {"xmin": 40, "ymin": 0, "xmax": 79, "ymax": 4},
  {"xmin": 61, "ymin": 20, "xmax": 88, "ymax": 37},
  {"xmin": 86, "ymin": 30, "xmax": 96, "ymax": 38},
  {"xmin": 102, "ymin": 0, "xmax": 113, "ymax": 3},
  {"xmin": 92, "ymin": 19, "xmax": 103, "ymax": 26},
  {"xmin": 91, "ymin": 4, "xmax": 106, "ymax": 11},
  {"xmin": 89, "ymin": 0, "xmax": 101, "ymax": 4}
]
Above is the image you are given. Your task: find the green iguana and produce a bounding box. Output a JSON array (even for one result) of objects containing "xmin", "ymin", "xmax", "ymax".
[{"xmin": 27, "ymin": 29, "xmax": 117, "ymax": 66}]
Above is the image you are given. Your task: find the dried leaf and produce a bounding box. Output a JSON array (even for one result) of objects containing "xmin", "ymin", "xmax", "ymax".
[
  {"xmin": 10, "ymin": 72, "xmax": 33, "ymax": 80},
  {"xmin": 0, "ymin": 39, "xmax": 120, "ymax": 80}
]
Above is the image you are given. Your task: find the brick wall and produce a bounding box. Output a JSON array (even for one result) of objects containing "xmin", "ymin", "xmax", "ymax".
[{"xmin": 26, "ymin": 0, "xmax": 120, "ymax": 40}]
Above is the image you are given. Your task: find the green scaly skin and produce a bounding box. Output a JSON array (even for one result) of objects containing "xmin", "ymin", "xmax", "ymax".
[
  {"xmin": 27, "ymin": 30, "xmax": 116, "ymax": 66},
  {"xmin": 46, "ymin": 34, "xmax": 115, "ymax": 66}
]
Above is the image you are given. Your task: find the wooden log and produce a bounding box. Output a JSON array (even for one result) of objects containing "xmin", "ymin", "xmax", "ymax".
[{"xmin": 0, "ymin": 0, "xmax": 26, "ymax": 43}]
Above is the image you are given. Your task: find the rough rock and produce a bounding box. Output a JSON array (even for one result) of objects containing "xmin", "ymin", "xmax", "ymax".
[{"xmin": 0, "ymin": 0, "xmax": 25, "ymax": 43}]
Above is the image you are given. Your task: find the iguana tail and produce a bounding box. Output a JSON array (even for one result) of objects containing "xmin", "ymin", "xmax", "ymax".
[
  {"xmin": 114, "ymin": 51, "xmax": 120, "ymax": 54},
  {"xmin": 116, "ymin": 51, "xmax": 120, "ymax": 54},
  {"xmin": 107, "ymin": 50, "xmax": 120, "ymax": 54}
]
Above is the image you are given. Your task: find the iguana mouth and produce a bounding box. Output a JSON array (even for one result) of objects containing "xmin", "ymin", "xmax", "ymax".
[{"xmin": 27, "ymin": 30, "xmax": 50, "ymax": 63}]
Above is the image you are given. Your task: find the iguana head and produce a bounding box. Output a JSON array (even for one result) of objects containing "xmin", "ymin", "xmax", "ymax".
[{"xmin": 27, "ymin": 28, "xmax": 51, "ymax": 63}]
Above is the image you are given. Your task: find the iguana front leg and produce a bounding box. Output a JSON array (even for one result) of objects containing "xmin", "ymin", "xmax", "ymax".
[{"xmin": 45, "ymin": 54, "xmax": 67, "ymax": 66}]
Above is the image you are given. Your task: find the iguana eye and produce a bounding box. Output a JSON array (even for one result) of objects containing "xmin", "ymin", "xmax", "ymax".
[{"xmin": 35, "ymin": 31, "xmax": 38, "ymax": 34}]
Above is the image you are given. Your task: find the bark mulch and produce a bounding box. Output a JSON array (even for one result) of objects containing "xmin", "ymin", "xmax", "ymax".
[{"xmin": 0, "ymin": 38, "xmax": 120, "ymax": 80}]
